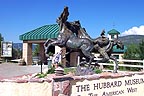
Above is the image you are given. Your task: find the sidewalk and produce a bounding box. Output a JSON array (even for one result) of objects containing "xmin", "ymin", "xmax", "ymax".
[{"xmin": 0, "ymin": 63, "xmax": 48, "ymax": 79}]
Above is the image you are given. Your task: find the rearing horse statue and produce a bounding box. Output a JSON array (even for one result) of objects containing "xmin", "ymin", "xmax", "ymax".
[
  {"xmin": 44, "ymin": 7, "xmax": 95, "ymax": 65},
  {"xmin": 77, "ymin": 29, "xmax": 124, "ymax": 73}
]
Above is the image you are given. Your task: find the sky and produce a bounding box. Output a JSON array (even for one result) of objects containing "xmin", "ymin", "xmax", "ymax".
[{"xmin": 0, "ymin": 0, "xmax": 144, "ymax": 43}]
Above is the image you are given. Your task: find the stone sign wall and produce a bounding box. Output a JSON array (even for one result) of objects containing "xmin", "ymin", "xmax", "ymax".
[
  {"xmin": 71, "ymin": 74, "xmax": 144, "ymax": 96},
  {"xmin": 0, "ymin": 72, "xmax": 144, "ymax": 96},
  {"xmin": 0, "ymin": 82, "xmax": 52, "ymax": 96}
]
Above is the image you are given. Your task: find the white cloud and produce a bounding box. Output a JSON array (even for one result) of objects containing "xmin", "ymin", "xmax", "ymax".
[{"xmin": 121, "ymin": 25, "xmax": 144, "ymax": 36}]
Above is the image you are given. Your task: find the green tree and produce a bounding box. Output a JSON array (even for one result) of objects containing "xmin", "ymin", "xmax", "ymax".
[
  {"xmin": 0, "ymin": 33, "xmax": 4, "ymax": 47},
  {"xmin": 123, "ymin": 44, "xmax": 141, "ymax": 71},
  {"xmin": 12, "ymin": 48, "xmax": 22, "ymax": 59},
  {"xmin": 0, "ymin": 33, "xmax": 4, "ymax": 56},
  {"xmin": 123, "ymin": 44, "xmax": 140, "ymax": 59},
  {"xmin": 138, "ymin": 40, "xmax": 144, "ymax": 59},
  {"xmin": 33, "ymin": 44, "xmax": 40, "ymax": 56}
]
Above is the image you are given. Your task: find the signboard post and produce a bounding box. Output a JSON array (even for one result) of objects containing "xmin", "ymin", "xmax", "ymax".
[{"xmin": 1, "ymin": 41, "xmax": 12, "ymax": 62}]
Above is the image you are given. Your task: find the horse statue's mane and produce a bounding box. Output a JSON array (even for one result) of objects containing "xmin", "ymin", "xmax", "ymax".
[
  {"xmin": 57, "ymin": 6, "xmax": 92, "ymax": 39},
  {"xmin": 58, "ymin": 6, "xmax": 69, "ymax": 23}
]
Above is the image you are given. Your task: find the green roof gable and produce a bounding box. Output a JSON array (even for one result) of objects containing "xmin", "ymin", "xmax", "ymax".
[
  {"xmin": 19, "ymin": 24, "xmax": 59, "ymax": 41},
  {"xmin": 107, "ymin": 29, "xmax": 120, "ymax": 35}
]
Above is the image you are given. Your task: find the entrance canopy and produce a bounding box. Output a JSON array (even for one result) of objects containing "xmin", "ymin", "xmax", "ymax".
[
  {"xmin": 19, "ymin": 24, "xmax": 59, "ymax": 65},
  {"xmin": 19, "ymin": 24, "xmax": 59, "ymax": 40}
]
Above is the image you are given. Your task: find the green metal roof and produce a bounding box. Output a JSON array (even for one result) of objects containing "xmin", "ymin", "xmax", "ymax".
[
  {"xmin": 107, "ymin": 29, "xmax": 120, "ymax": 35},
  {"xmin": 19, "ymin": 24, "xmax": 59, "ymax": 40},
  {"xmin": 113, "ymin": 45, "xmax": 127, "ymax": 53}
]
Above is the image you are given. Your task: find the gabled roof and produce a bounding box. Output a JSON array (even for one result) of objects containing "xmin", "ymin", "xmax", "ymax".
[
  {"xmin": 19, "ymin": 24, "xmax": 59, "ymax": 41},
  {"xmin": 107, "ymin": 29, "xmax": 120, "ymax": 35}
]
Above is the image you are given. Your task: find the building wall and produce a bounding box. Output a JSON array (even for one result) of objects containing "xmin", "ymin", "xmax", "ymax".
[{"xmin": 22, "ymin": 42, "xmax": 32, "ymax": 65}]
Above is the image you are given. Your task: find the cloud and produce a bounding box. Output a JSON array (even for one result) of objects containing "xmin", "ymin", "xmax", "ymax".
[{"xmin": 121, "ymin": 25, "xmax": 144, "ymax": 36}]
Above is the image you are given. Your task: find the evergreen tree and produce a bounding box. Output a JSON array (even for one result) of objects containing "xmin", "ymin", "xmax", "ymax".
[
  {"xmin": 123, "ymin": 44, "xmax": 140, "ymax": 60},
  {"xmin": 12, "ymin": 48, "xmax": 22, "ymax": 59},
  {"xmin": 33, "ymin": 44, "xmax": 40, "ymax": 56},
  {"xmin": 0, "ymin": 33, "xmax": 4, "ymax": 56},
  {"xmin": 123, "ymin": 44, "xmax": 140, "ymax": 71},
  {"xmin": 0, "ymin": 33, "xmax": 4, "ymax": 48},
  {"xmin": 138, "ymin": 40, "xmax": 144, "ymax": 59}
]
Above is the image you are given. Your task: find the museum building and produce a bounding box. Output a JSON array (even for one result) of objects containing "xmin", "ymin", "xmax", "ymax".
[{"xmin": 19, "ymin": 24, "xmax": 126, "ymax": 66}]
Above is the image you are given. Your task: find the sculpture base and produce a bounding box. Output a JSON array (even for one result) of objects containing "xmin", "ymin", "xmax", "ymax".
[
  {"xmin": 75, "ymin": 65, "xmax": 95, "ymax": 76},
  {"xmin": 0, "ymin": 68, "xmax": 144, "ymax": 96}
]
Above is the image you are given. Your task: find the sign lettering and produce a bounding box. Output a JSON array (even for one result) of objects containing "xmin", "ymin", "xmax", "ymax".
[{"xmin": 71, "ymin": 74, "xmax": 144, "ymax": 96}]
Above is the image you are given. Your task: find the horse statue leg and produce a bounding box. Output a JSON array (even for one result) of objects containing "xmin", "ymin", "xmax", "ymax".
[
  {"xmin": 44, "ymin": 38, "xmax": 58, "ymax": 56},
  {"xmin": 110, "ymin": 55, "xmax": 118, "ymax": 73},
  {"xmin": 81, "ymin": 49, "xmax": 95, "ymax": 67},
  {"xmin": 76, "ymin": 50, "xmax": 95, "ymax": 76},
  {"xmin": 44, "ymin": 39, "xmax": 50, "ymax": 56},
  {"xmin": 95, "ymin": 48, "xmax": 109, "ymax": 65}
]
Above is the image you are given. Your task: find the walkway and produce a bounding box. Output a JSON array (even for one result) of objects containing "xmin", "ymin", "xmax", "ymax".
[{"xmin": 0, "ymin": 63, "xmax": 48, "ymax": 79}]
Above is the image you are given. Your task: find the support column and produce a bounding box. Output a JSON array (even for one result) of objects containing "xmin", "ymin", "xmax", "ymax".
[
  {"xmin": 39, "ymin": 43, "xmax": 45, "ymax": 63},
  {"xmin": 70, "ymin": 52, "xmax": 79, "ymax": 67},
  {"xmin": 61, "ymin": 47, "xmax": 66, "ymax": 67},
  {"xmin": 22, "ymin": 42, "xmax": 32, "ymax": 65}
]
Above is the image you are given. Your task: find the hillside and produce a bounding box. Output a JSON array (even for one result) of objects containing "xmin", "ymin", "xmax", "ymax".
[{"xmin": 118, "ymin": 35, "xmax": 144, "ymax": 46}]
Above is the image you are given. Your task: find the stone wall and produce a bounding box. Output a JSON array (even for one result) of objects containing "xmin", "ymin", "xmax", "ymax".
[
  {"xmin": 70, "ymin": 73, "xmax": 144, "ymax": 96},
  {"xmin": 0, "ymin": 72, "xmax": 144, "ymax": 96},
  {"xmin": 0, "ymin": 81, "xmax": 52, "ymax": 96}
]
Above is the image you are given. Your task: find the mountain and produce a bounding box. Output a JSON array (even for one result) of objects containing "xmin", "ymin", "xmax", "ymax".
[
  {"xmin": 118, "ymin": 35, "xmax": 144, "ymax": 46},
  {"xmin": 13, "ymin": 43, "xmax": 22, "ymax": 50},
  {"xmin": 13, "ymin": 43, "xmax": 37, "ymax": 51}
]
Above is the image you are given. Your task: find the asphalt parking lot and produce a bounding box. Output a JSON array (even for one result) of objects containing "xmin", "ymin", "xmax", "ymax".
[{"xmin": 0, "ymin": 63, "xmax": 48, "ymax": 79}]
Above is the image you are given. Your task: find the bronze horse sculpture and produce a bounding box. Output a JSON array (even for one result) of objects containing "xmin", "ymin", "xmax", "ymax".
[
  {"xmin": 44, "ymin": 6, "xmax": 124, "ymax": 73},
  {"xmin": 94, "ymin": 38, "xmax": 124, "ymax": 73},
  {"xmin": 44, "ymin": 7, "xmax": 95, "ymax": 66},
  {"xmin": 77, "ymin": 29, "xmax": 124, "ymax": 72}
]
